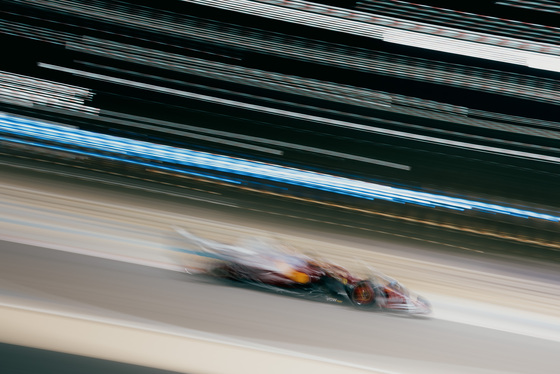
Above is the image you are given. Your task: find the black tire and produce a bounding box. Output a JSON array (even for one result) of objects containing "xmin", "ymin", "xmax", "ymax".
[{"xmin": 348, "ymin": 281, "xmax": 376, "ymax": 307}]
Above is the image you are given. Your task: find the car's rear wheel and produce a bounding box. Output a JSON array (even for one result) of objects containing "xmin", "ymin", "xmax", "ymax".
[{"xmin": 211, "ymin": 263, "xmax": 240, "ymax": 280}]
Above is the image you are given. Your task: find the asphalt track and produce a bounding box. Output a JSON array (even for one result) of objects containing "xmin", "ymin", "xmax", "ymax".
[{"xmin": 1, "ymin": 166, "xmax": 560, "ymax": 374}]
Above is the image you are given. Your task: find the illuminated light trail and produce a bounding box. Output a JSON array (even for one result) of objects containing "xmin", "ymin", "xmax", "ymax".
[
  {"xmin": 73, "ymin": 36, "xmax": 557, "ymax": 133},
  {"xmin": 382, "ymin": 30, "xmax": 560, "ymax": 74},
  {"xmin": 0, "ymin": 135, "xmax": 243, "ymax": 186},
  {"xmin": 96, "ymin": 109, "xmax": 409, "ymax": 170},
  {"xmin": 0, "ymin": 71, "xmax": 98, "ymax": 114},
  {"xmin": 6, "ymin": 13, "xmax": 558, "ymax": 105},
  {"xmin": 66, "ymin": 37, "xmax": 393, "ymax": 110},
  {"xmin": 67, "ymin": 39, "xmax": 560, "ymax": 147},
  {"xmin": 1, "ymin": 112, "xmax": 559, "ymax": 222},
  {"xmin": 183, "ymin": 0, "xmax": 560, "ymax": 71},
  {"xmin": 357, "ymin": 0, "xmax": 560, "ymax": 45},
  {"xmin": 37, "ymin": 63, "xmax": 560, "ymax": 164},
  {"xmin": 497, "ymin": 0, "xmax": 560, "ymax": 14},
  {"xmin": 77, "ymin": 28, "xmax": 560, "ymax": 106}
]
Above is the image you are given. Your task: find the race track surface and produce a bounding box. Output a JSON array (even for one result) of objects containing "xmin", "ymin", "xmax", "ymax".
[{"xmin": 1, "ymin": 165, "xmax": 560, "ymax": 374}]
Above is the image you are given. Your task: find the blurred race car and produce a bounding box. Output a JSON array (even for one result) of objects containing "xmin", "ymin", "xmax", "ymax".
[{"xmin": 174, "ymin": 227, "xmax": 431, "ymax": 315}]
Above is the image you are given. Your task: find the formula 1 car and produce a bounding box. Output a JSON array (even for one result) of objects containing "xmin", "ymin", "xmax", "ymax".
[{"xmin": 174, "ymin": 227, "xmax": 431, "ymax": 315}]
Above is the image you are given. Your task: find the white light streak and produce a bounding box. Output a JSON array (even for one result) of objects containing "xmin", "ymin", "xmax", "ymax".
[
  {"xmin": 183, "ymin": 0, "xmax": 560, "ymax": 72},
  {"xmin": 38, "ymin": 63, "xmax": 560, "ymax": 164}
]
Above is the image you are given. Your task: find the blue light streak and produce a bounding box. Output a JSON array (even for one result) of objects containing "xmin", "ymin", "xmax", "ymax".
[
  {"xmin": 0, "ymin": 135, "xmax": 242, "ymax": 185},
  {"xmin": 1, "ymin": 112, "xmax": 558, "ymax": 222}
]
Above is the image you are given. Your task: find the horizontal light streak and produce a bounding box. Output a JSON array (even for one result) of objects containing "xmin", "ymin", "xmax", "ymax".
[
  {"xmin": 66, "ymin": 37, "xmax": 393, "ymax": 110},
  {"xmin": 527, "ymin": 55, "xmax": 560, "ymax": 73},
  {"xmin": 98, "ymin": 110, "xmax": 409, "ymax": 170},
  {"xmin": 257, "ymin": 0, "xmax": 560, "ymax": 54},
  {"xmin": 468, "ymin": 109, "xmax": 560, "ymax": 131},
  {"xmin": 183, "ymin": 0, "xmax": 560, "ymax": 71},
  {"xmin": 9, "ymin": 4, "xmax": 559, "ymax": 105},
  {"xmin": 0, "ymin": 135, "xmax": 243, "ymax": 186},
  {"xmin": 0, "ymin": 71, "xmax": 91, "ymax": 98},
  {"xmin": 0, "ymin": 17, "xmax": 77, "ymax": 46},
  {"xmin": 38, "ymin": 63, "xmax": 560, "ymax": 164},
  {"xmin": 148, "ymin": 15, "xmax": 559, "ymax": 106},
  {"xmin": 1, "ymin": 112, "xmax": 558, "ymax": 222},
  {"xmin": 69, "ymin": 37, "xmax": 560, "ymax": 143},
  {"xmin": 383, "ymin": 29, "xmax": 560, "ymax": 72},
  {"xmin": 382, "ymin": 29, "xmax": 524, "ymax": 66},
  {"xmin": 94, "ymin": 72, "xmax": 558, "ymax": 158},
  {"xmin": 68, "ymin": 36, "xmax": 483, "ymax": 118},
  {"xmin": 0, "ymin": 71, "xmax": 98, "ymax": 114},
  {"xmin": 358, "ymin": 0, "xmax": 560, "ymax": 45},
  {"xmin": 99, "ymin": 119, "xmax": 283, "ymax": 156},
  {"xmin": 497, "ymin": 0, "xmax": 560, "ymax": 14}
]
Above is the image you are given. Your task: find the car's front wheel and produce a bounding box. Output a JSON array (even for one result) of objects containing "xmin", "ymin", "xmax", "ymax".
[{"xmin": 348, "ymin": 281, "xmax": 376, "ymax": 307}]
